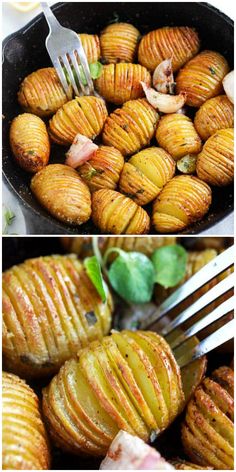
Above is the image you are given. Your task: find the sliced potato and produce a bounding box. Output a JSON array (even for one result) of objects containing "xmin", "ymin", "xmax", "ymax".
[
  {"xmin": 194, "ymin": 95, "xmax": 234, "ymax": 141},
  {"xmin": 100, "ymin": 22, "xmax": 140, "ymax": 64},
  {"xmin": 79, "ymin": 33, "xmax": 101, "ymax": 63},
  {"xmin": 177, "ymin": 155, "xmax": 197, "ymax": 174}
]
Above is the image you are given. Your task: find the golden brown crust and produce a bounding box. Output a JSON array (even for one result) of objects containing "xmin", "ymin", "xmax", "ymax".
[
  {"xmin": 102, "ymin": 99, "xmax": 159, "ymax": 156},
  {"xmin": 18, "ymin": 67, "xmax": 73, "ymax": 117},
  {"xmin": 79, "ymin": 33, "xmax": 101, "ymax": 63},
  {"xmin": 171, "ymin": 459, "xmax": 212, "ymax": 469},
  {"xmin": 152, "ymin": 175, "xmax": 212, "ymax": 233},
  {"xmin": 2, "ymin": 254, "xmax": 112, "ymax": 378},
  {"xmin": 92, "ymin": 189, "xmax": 150, "ymax": 234},
  {"xmin": 49, "ymin": 96, "xmax": 108, "ymax": 145},
  {"xmin": 2, "ymin": 372, "xmax": 51, "ymax": 469},
  {"xmin": 78, "ymin": 145, "xmax": 124, "ymax": 192},
  {"xmin": 176, "ymin": 50, "xmax": 230, "ymax": 107},
  {"xmin": 119, "ymin": 147, "xmax": 176, "ymax": 205},
  {"xmin": 95, "ymin": 63, "xmax": 151, "ymax": 105},
  {"xmin": 138, "ymin": 26, "xmax": 200, "ymax": 72},
  {"xmin": 100, "ymin": 22, "xmax": 140, "ymax": 64},
  {"xmin": 196, "ymin": 128, "xmax": 234, "ymax": 186},
  {"xmin": 9, "ymin": 113, "xmax": 50, "ymax": 173},
  {"xmin": 156, "ymin": 114, "xmax": 202, "ymax": 161},
  {"xmin": 194, "ymin": 95, "xmax": 234, "ymax": 141}
]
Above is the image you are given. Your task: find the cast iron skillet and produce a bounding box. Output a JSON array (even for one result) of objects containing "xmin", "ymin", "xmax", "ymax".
[{"xmin": 2, "ymin": 2, "xmax": 234, "ymax": 234}]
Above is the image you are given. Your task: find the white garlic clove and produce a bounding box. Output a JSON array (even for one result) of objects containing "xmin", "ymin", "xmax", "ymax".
[
  {"xmin": 223, "ymin": 70, "xmax": 234, "ymax": 104},
  {"xmin": 153, "ymin": 58, "xmax": 175, "ymax": 94},
  {"xmin": 141, "ymin": 82, "xmax": 186, "ymax": 113}
]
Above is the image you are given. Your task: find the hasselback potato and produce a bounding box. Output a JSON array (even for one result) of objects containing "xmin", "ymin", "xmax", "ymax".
[
  {"xmin": 152, "ymin": 175, "xmax": 212, "ymax": 233},
  {"xmin": 78, "ymin": 145, "xmax": 124, "ymax": 192},
  {"xmin": 10, "ymin": 113, "xmax": 50, "ymax": 173},
  {"xmin": 176, "ymin": 50, "xmax": 230, "ymax": 107},
  {"xmin": 92, "ymin": 189, "xmax": 150, "ymax": 234},
  {"xmin": 196, "ymin": 128, "xmax": 234, "ymax": 186},
  {"xmin": 43, "ymin": 330, "xmax": 185, "ymax": 455},
  {"xmin": 49, "ymin": 96, "xmax": 108, "ymax": 145},
  {"xmin": 156, "ymin": 114, "xmax": 202, "ymax": 161},
  {"xmin": 31, "ymin": 164, "xmax": 92, "ymax": 225},
  {"xmin": 182, "ymin": 366, "xmax": 234, "ymax": 469},
  {"xmin": 138, "ymin": 26, "xmax": 200, "ymax": 72},
  {"xmin": 171, "ymin": 459, "xmax": 212, "ymax": 469},
  {"xmin": 95, "ymin": 63, "xmax": 151, "ymax": 105},
  {"xmin": 102, "ymin": 99, "xmax": 159, "ymax": 156},
  {"xmin": 100, "ymin": 22, "xmax": 140, "ymax": 64},
  {"xmin": 194, "ymin": 95, "xmax": 234, "ymax": 141},
  {"xmin": 2, "ymin": 372, "xmax": 50, "ymax": 470},
  {"xmin": 18, "ymin": 67, "xmax": 72, "ymax": 117},
  {"xmin": 79, "ymin": 33, "xmax": 101, "ymax": 63},
  {"xmin": 2, "ymin": 254, "xmax": 112, "ymax": 378},
  {"xmin": 119, "ymin": 147, "xmax": 176, "ymax": 205}
]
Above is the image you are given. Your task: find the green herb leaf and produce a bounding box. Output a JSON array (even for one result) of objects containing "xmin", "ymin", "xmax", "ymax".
[
  {"xmin": 84, "ymin": 256, "xmax": 107, "ymax": 302},
  {"xmin": 151, "ymin": 244, "xmax": 187, "ymax": 288},
  {"xmin": 89, "ymin": 61, "xmax": 103, "ymax": 79},
  {"xmin": 105, "ymin": 249, "xmax": 155, "ymax": 304},
  {"xmin": 3, "ymin": 207, "xmax": 15, "ymax": 234}
]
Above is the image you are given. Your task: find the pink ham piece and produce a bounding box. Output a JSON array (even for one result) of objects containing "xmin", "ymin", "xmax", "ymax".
[
  {"xmin": 65, "ymin": 134, "xmax": 98, "ymax": 168},
  {"xmin": 100, "ymin": 431, "xmax": 174, "ymax": 470}
]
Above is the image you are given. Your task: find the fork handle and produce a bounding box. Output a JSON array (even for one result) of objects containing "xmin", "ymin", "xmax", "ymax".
[{"xmin": 41, "ymin": 2, "xmax": 60, "ymax": 32}]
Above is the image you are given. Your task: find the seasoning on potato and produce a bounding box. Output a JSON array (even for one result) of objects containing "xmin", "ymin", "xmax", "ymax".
[
  {"xmin": 100, "ymin": 22, "xmax": 140, "ymax": 64},
  {"xmin": 31, "ymin": 164, "xmax": 92, "ymax": 225},
  {"xmin": 194, "ymin": 95, "xmax": 234, "ymax": 141},
  {"xmin": 92, "ymin": 189, "xmax": 150, "ymax": 234},
  {"xmin": 9, "ymin": 113, "xmax": 50, "ymax": 173},
  {"xmin": 152, "ymin": 175, "xmax": 212, "ymax": 233},
  {"xmin": 79, "ymin": 33, "xmax": 101, "ymax": 63},
  {"xmin": 119, "ymin": 147, "xmax": 176, "ymax": 205},
  {"xmin": 196, "ymin": 128, "xmax": 234, "ymax": 186},
  {"xmin": 2, "ymin": 372, "xmax": 51, "ymax": 469},
  {"xmin": 176, "ymin": 155, "xmax": 197, "ymax": 174}
]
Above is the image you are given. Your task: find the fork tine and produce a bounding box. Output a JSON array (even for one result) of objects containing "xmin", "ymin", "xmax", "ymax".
[
  {"xmin": 70, "ymin": 50, "xmax": 89, "ymax": 96},
  {"xmin": 140, "ymin": 245, "xmax": 234, "ymax": 330},
  {"xmin": 75, "ymin": 47, "xmax": 94, "ymax": 94},
  {"xmin": 175, "ymin": 319, "xmax": 234, "ymax": 368},
  {"xmin": 54, "ymin": 57, "xmax": 71, "ymax": 97},
  {"xmin": 169, "ymin": 295, "xmax": 234, "ymax": 350},
  {"xmin": 61, "ymin": 53, "xmax": 80, "ymax": 97}
]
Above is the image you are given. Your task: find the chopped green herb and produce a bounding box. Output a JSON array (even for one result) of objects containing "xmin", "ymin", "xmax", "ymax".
[
  {"xmin": 209, "ymin": 66, "xmax": 216, "ymax": 75},
  {"xmin": 89, "ymin": 61, "xmax": 103, "ymax": 80},
  {"xmin": 151, "ymin": 244, "xmax": 187, "ymax": 288},
  {"xmin": 28, "ymin": 150, "xmax": 36, "ymax": 156}
]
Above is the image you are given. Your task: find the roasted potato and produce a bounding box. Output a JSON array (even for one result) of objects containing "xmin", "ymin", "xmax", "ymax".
[
  {"xmin": 138, "ymin": 26, "xmax": 200, "ymax": 72},
  {"xmin": 78, "ymin": 145, "xmax": 124, "ymax": 192},
  {"xmin": 176, "ymin": 50, "xmax": 230, "ymax": 107},
  {"xmin": 196, "ymin": 128, "xmax": 234, "ymax": 186},
  {"xmin": 79, "ymin": 33, "xmax": 101, "ymax": 63},
  {"xmin": 2, "ymin": 372, "xmax": 50, "ymax": 469},
  {"xmin": 9, "ymin": 113, "xmax": 50, "ymax": 173},
  {"xmin": 49, "ymin": 96, "xmax": 108, "ymax": 145},
  {"xmin": 156, "ymin": 114, "xmax": 202, "ymax": 161},
  {"xmin": 42, "ymin": 330, "xmax": 185, "ymax": 455},
  {"xmin": 194, "ymin": 95, "xmax": 234, "ymax": 141},
  {"xmin": 119, "ymin": 147, "xmax": 176, "ymax": 205},
  {"xmin": 181, "ymin": 366, "xmax": 234, "ymax": 469},
  {"xmin": 2, "ymin": 254, "xmax": 112, "ymax": 378},
  {"xmin": 100, "ymin": 22, "xmax": 140, "ymax": 64},
  {"xmin": 18, "ymin": 67, "xmax": 72, "ymax": 117},
  {"xmin": 152, "ymin": 175, "xmax": 212, "ymax": 233},
  {"xmin": 31, "ymin": 164, "xmax": 92, "ymax": 225},
  {"xmin": 95, "ymin": 63, "xmax": 151, "ymax": 105},
  {"xmin": 102, "ymin": 99, "xmax": 159, "ymax": 156},
  {"xmin": 92, "ymin": 189, "xmax": 150, "ymax": 234},
  {"xmin": 171, "ymin": 459, "xmax": 212, "ymax": 469}
]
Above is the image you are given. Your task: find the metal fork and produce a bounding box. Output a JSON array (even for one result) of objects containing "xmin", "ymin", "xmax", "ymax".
[
  {"xmin": 140, "ymin": 245, "xmax": 234, "ymax": 367},
  {"xmin": 41, "ymin": 2, "xmax": 94, "ymax": 97}
]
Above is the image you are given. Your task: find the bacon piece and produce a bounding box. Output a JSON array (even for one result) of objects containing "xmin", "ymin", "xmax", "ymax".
[{"xmin": 65, "ymin": 134, "xmax": 98, "ymax": 168}]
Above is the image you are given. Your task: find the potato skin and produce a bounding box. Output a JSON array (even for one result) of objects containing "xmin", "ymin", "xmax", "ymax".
[
  {"xmin": 103, "ymin": 99, "xmax": 159, "ymax": 156},
  {"xmin": 194, "ymin": 95, "xmax": 234, "ymax": 141},
  {"xmin": 119, "ymin": 147, "xmax": 176, "ymax": 205},
  {"xmin": 49, "ymin": 96, "xmax": 108, "ymax": 145},
  {"xmin": 9, "ymin": 113, "xmax": 50, "ymax": 173},
  {"xmin": 2, "ymin": 254, "xmax": 112, "ymax": 378},
  {"xmin": 42, "ymin": 330, "xmax": 184, "ymax": 455},
  {"xmin": 2, "ymin": 372, "xmax": 50, "ymax": 470},
  {"xmin": 181, "ymin": 366, "xmax": 234, "ymax": 469},
  {"xmin": 79, "ymin": 33, "xmax": 101, "ymax": 63},
  {"xmin": 78, "ymin": 145, "xmax": 124, "ymax": 192},
  {"xmin": 196, "ymin": 128, "xmax": 234, "ymax": 186},
  {"xmin": 176, "ymin": 50, "xmax": 230, "ymax": 107},
  {"xmin": 18, "ymin": 67, "xmax": 72, "ymax": 117},
  {"xmin": 171, "ymin": 459, "xmax": 212, "ymax": 469},
  {"xmin": 152, "ymin": 175, "xmax": 212, "ymax": 233},
  {"xmin": 100, "ymin": 22, "xmax": 140, "ymax": 64},
  {"xmin": 95, "ymin": 63, "xmax": 151, "ymax": 105},
  {"xmin": 31, "ymin": 164, "xmax": 91, "ymax": 225},
  {"xmin": 138, "ymin": 26, "xmax": 200, "ymax": 72},
  {"xmin": 156, "ymin": 114, "xmax": 202, "ymax": 161},
  {"xmin": 92, "ymin": 189, "xmax": 150, "ymax": 234}
]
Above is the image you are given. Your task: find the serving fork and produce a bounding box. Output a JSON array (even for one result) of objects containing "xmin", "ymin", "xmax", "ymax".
[
  {"xmin": 41, "ymin": 2, "xmax": 94, "ymax": 97},
  {"xmin": 140, "ymin": 245, "xmax": 234, "ymax": 367}
]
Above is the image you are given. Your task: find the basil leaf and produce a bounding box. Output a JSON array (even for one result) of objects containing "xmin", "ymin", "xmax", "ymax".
[
  {"xmin": 107, "ymin": 249, "xmax": 155, "ymax": 304},
  {"xmin": 89, "ymin": 61, "xmax": 103, "ymax": 79},
  {"xmin": 152, "ymin": 244, "xmax": 187, "ymax": 288},
  {"xmin": 84, "ymin": 256, "xmax": 106, "ymax": 302}
]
